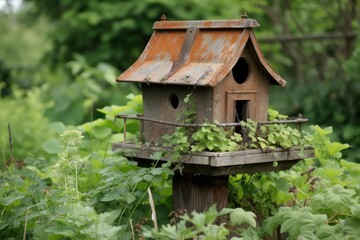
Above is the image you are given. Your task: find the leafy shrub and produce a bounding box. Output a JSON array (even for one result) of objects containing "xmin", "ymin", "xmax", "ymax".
[
  {"xmin": 0, "ymin": 94, "xmax": 174, "ymax": 240},
  {"xmin": 145, "ymin": 125, "xmax": 360, "ymax": 239},
  {"xmin": 0, "ymin": 87, "xmax": 54, "ymax": 165},
  {"xmin": 164, "ymin": 109, "xmax": 311, "ymax": 153}
]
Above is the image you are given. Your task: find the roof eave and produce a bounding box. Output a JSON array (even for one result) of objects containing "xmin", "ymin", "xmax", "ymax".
[{"xmin": 249, "ymin": 31, "xmax": 287, "ymax": 87}]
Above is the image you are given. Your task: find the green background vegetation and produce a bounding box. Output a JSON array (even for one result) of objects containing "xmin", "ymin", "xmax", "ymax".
[
  {"xmin": 1, "ymin": 0, "xmax": 360, "ymax": 239},
  {"xmin": 1, "ymin": 0, "xmax": 359, "ymax": 161}
]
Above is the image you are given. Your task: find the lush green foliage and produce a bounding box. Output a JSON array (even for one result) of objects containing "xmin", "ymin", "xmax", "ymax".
[
  {"xmin": 299, "ymin": 39, "xmax": 360, "ymax": 161},
  {"xmin": 0, "ymin": 97, "xmax": 173, "ymax": 240},
  {"xmin": 48, "ymin": 54, "xmax": 139, "ymax": 124},
  {"xmin": 1, "ymin": 93, "xmax": 360, "ymax": 239},
  {"xmin": 146, "ymin": 125, "xmax": 360, "ymax": 239},
  {"xmin": 164, "ymin": 108, "xmax": 311, "ymax": 154},
  {"xmin": 1, "ymin": 0, "xmax": 360, "ymax": 160},
  {"xmin": 143, "ymin": 205, "xmax": 257, "ymax": 240},
  {"xmin": 0, "ymin": 87, "xmax": 54, "ymax": 163}
]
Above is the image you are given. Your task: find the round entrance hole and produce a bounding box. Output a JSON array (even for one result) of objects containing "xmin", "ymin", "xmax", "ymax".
[
  {"xmin": 168, "ymin": 93, "xmax": 179, "ymax": 109},
  {"xmin": 232, "ymin": 57, "xmax": 249, "ymax": 84}
]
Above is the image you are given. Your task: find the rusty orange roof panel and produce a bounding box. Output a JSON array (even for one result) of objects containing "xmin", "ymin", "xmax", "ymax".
[{"xmin": 117, "ymin": 18, "xmax": 286, "ymax": 87}]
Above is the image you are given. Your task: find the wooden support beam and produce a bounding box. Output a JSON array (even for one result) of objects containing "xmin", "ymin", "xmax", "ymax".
[{"xmin": 172, "ymin": 173, "xmax": 229, "ymax": 213}]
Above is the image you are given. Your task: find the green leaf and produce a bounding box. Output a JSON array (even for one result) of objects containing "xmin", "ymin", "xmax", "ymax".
[
  {"xmin": 150, "ymin": 167, "xmax": 164, "ymax": 175},
  {"xmin": 44, "ymin": 225, "xmax": 75, "ymax": 237},
  {"xmin": 322, "ymin": 184, "xmax": 356, "ymax": 213},
  {"xmin": 49, "ymin": 122, "xmax": 68, "ymax": 133},
  {"xmin": 219, "ymin": 208, "xmax": 256, "ymax": 228},
  {"xmin": 0, "ymin": 195, "xmax": 25, "ymax": 206},
  {"xmin": 311, "ymin": 125, "xmax": 333, "ymax": 136},
  {"xmin": 92, "ymin": 126, "xmax": 112, "ymax": 139},
  {"xmin": 344, "ymin": 217, "xmax": 360, "ymax": 237},
  {"xmin": 128, "ymin": 174, "xmax": 143, "ymax": 186},
  {"xmin": 101, "ymin": 191, "xmax": 121, "ymax": 202},
  {"xmin": 81, "ymin": 222, "xmax": 123, "ymax": 239},
  {"xmin": 203, "ymin": 224, "xmax": 230, "ymax": 239},
  {"xmin": 151, "ymin": 151, "xmax": 164, "ymax": 160},
  {"xmin": 325, "ymin": 142, "xmax": 350, "ymax": 158},
  {"xmin": 42, "ymin": 139, "xmax": 62, "ymax": 154},
  {"xmin": 124, "ymin": 192, "xmax": 136, "ymax": 204},
  {"xmin": 97, "ymin": 62, "xmax": 117, "ymax": 85},
  {"xmin": 276, "ymin": 178, "xmax": 288, "ymax": 192},
  {"xmin": 238, "ymin": 227, "xmax": 261, "ymax": 240},
  {"xmin": 277, "ymin": 208, "xmax": 327, "ymax": 239},
  {"xmin": 205, "ymin": 141, "xmax": 215, "ymax": 151},
  {"xmin": 316, "ymin": 223, "xmax": 347, "ymax": 239},
  {"xmin": 98, "ymin": 210, "xmax": 121, "ymax": 225}
]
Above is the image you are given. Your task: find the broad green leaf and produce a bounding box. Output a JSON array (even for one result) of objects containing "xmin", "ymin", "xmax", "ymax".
[
  {"xmin": 205, "ymin": 141, "xmax": 214, "ymax": 151},
  {"xmin": 143, "ymin": 174, "xmax": 154, "ymax": 182},
  {"xmin": 92, "ymin": 126, "xmax": 112, "ymax": 139},
  {"xmin": 44, "ymin": 225, "xmax": 75, "ymax": 237},
  {"xmin": 150, "ymin": 151, "xmax": 164, "ymax": 160},
  {"xmin": 97, "ymin": 62, "xmax": 117, "ymax": 85},
  {"xmin": 309, "ymin": 194, "xmax": 325, "ymax": 212},
  {"xmin": 0, "ymin": 195, "xmax": 25, "ymax": 206},
  {"xmin": 98, "ymin": 210, "xmax": 121, "ymax": 225},
  {"xmin": 150, "ymin": 168, "xmax": 164, "ymax": 175},
  {"xmin": 276, "ymin": 178, "xmax": 289, "ymax": 192},
  {"xmin": 316, "ymin": 223, "xmax": 347, "ymax": 239},
  {"xmin": 124, "ymin": 192, "xmax": 136, "ymax": 204},
  {"xmin": 202, "ymin": 224, "xmax": 230, "ymax": 239},
  {"xmin": 278, "ymin": 208, "xmax": 327, "ymax": 239},
  {"xmin": 262, "ymin": 215, "xmax": 284, "ymax": 236},
  {"xmin": 80, "ymin": 119, "xmax": 107, "ymax": 133},
  {"xmin": 229, "ymin": 208, "xmax": 256, "ymax": 228},
  {"xmin": 344, "ymin": 217, "xmax": 360, "ymax": 237},
  {"xmin": 219, "ymin": 208, "xmax": 256, "ymax": 228},
  {"xmin": 238, "ymin": 227, "xmax": 261, "ymax": 240},
  {"xmin": 186, "ymin": 206, "xmax": 218, "ymax": 227},
  {"xmin": 129, "ymin": 175, "xmax": 143, "ymax": 185},
  {"xmin": 350, "ymin": 204, "xmax": 360, "ymax": 217},
  {"xmin": 42, "ymin": 139, "xmax": 62, "ymax": 154},
  {"xmin": 101, "ymin": 191, "xmax": 121, "ymax": 202},
  {"xmin": 0, "ymin": 222, "xmax": 9, "ymax": 231},
  {"xmin": 311, "ymin": 125, "xmax": 333, "ymax": 136},
  {"xmin": 322, "ymin": 184, "xmax": 356, "ymax": 213},
  {"xmin": 49, "ymin": 122, "xmax": 68, "ymax": 133},
  {"xmin": 325, "ymin": 141, "xmax": 351, "ymax": 158},
  {"xmin": 81, "ymin": 222, "xmax": 123, "ymax": 239}
]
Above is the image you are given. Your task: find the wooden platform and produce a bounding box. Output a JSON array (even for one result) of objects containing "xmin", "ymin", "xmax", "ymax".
[{"xmin": 112, "ymin": 143, "xmax": 314, "ymax": 176}]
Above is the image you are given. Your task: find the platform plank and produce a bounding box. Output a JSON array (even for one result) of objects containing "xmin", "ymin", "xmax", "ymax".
[{"xmin": 113, "ymin": 143, "xmax": 313, "ymax": 164}]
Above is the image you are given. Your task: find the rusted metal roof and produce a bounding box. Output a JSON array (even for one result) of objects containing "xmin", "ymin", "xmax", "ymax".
[{"xmin": 117, "ymin": 17, "xmax": 286, "ymax": 87}]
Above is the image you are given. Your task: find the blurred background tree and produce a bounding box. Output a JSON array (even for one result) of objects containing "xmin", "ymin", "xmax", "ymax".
[{"xmin": 1, "ymin": 0, "xmax": 359, "ymax": 161}]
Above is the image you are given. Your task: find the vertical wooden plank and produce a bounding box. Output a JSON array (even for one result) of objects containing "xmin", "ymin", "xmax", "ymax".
[{"xmin": 172, "ymin": 173, "xmax": 229, "ymax": 213}]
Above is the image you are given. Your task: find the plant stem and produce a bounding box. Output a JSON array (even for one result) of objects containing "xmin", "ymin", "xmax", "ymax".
[
  {"xmin": 23, "ymin": 207, "xmax": 29, "ymax": 240},
  {"xmin": 75, "ymin": 161, "xmax": 79, "ymax": 200}
]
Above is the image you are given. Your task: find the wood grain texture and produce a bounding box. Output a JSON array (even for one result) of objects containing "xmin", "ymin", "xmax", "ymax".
[{"xmin": 172, "ymin": 173, "xmax": 229, "ymax": 213}]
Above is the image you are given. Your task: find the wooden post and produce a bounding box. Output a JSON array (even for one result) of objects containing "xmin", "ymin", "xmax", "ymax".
[{"xmin": 172, "ymin": 172, "xmax": 229, "ymax": 213}]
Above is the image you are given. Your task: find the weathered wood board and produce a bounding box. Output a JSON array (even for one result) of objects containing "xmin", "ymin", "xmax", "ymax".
[{"xmin": 113, "ymin": 143, "xmax": 314, "ymax": 175}]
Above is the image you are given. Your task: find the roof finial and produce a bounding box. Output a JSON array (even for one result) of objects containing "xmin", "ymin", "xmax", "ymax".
[
  {"xmin": 160, "ymin": 14, "xmax": 167, "ymax": 21},
  {"xmin": 241, "ymin": 12, "xmax": 248, "ymax": 18}
]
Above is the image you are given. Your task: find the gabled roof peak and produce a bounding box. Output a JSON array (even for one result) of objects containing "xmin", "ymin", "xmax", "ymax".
[
  {"xmin": 152, "ymin": 18, "xmax": 260, "ymax": 30},
  {"xmin": 117, "ymin": 18, "xmax": 286, "ymax": 87}
]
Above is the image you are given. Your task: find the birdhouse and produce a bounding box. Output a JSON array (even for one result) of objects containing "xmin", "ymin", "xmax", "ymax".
[
  {"xmin": 116, "ymin": 15, "xmax": 287, "ymax": 143},
  {"xmin": 113, "ymin": 16, "xmax": 314, "ymax": 213}
]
